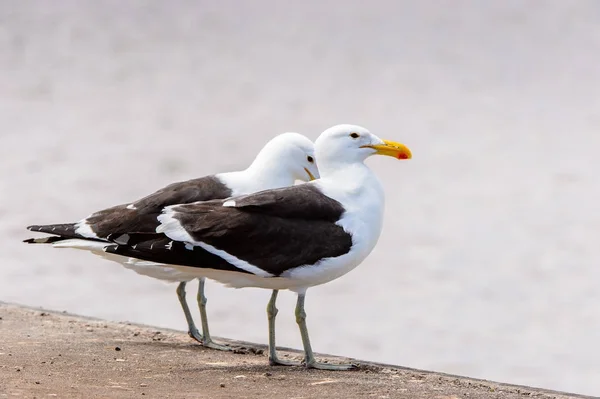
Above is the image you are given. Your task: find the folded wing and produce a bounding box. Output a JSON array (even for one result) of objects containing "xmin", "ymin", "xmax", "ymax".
[{"xmin": 106, "ymin": 184, "xmax": 354, "ymax": 277}]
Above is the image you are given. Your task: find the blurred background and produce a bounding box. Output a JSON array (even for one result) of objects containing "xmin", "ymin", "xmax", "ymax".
[{"xmin": 2, "ymin": 0, "xmax": 600, "ymax": 395}]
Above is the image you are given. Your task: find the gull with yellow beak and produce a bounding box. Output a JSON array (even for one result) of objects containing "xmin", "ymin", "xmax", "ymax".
[
  {"xmin": 103, "ymin": 124, "xmax": 412, "ymax": 370},
  {"xmin": 24, "ymin": 132, "xmax": 319, "ymax": 351}
]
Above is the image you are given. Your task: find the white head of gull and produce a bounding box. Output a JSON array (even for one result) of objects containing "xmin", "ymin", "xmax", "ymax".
[
  {"xmin": 116, "ymin": 124, "xmax": 412, "ymax": 369},
  {"xmin": 24, "ymin": 131, "xmax": 319, "ymax": 351},
  {"xmin": 219, "ymin": 132, "xmax": 319, "ymax": 196}
]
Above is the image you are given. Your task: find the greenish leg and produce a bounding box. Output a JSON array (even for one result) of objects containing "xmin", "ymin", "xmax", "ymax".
[
  {"xmin": 267, "ymin": 290, "xmax": 301, "ymax": 366},
  {"xmin": 196, "ymin": 278, "xmax": 231, "ymax": 351},
  {"xmin": 295, "ymin": 292, "xmax": 357, "ymax": 370},
  {"xmin": 176, "ymin": 281, "xmax": 203, "ymax": 343}
]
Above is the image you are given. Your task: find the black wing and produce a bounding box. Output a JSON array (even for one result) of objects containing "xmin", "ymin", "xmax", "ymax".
[
  {"xmin": 25, "ymin": 176, "xmax": 232, "ymax": 243},
  {"xmin": 108, "ymin": 184, "xmax": 354, "ymax": 276}
]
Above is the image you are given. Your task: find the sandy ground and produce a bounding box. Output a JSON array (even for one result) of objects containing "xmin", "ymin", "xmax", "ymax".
[
  {"xmin": 0, "ymin": 303, "xmax": 590, "ymax": 399},
  {"xmin": 2, "ymin": 1, "xmax": 600, "ymax": 395}
]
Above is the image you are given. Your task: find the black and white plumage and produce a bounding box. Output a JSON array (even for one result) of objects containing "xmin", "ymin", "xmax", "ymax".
[
  {"xmin": 24, "ymin": 132, "xmax": 319, "ymax": 350},
  {"xmin": 105, "ymin": 184, "xmax": 353, "ymax": 278},
  {"xmin": 104, "ymin": 124, "xmax": 413, "ymax": 369}
]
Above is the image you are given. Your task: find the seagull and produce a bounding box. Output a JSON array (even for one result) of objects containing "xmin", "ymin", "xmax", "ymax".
[
  {"xmin": 24, "ymin": 132, "xmax": 320, "ymax": 350},
  {"xmin": 103, "ymin": 124, "xmax": 412, "ymax": 369}
]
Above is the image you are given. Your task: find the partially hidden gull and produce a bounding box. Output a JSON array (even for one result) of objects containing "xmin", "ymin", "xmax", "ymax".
[
  {"xmin": 103, "ymin": 124, "xmax": 412, "ymax": 369},
  {"xmin": 24, "ymin": 132, "xmax": 319, "ymax": 350}
]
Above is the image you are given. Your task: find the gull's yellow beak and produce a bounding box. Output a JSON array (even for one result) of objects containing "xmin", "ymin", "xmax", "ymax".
[
  {"xmin": 304, "ymin": 168, "xmax": 317, "ymax": 181},
  {"xmin": 362, "ymin": 140, "xmax": 412, "ymax": 160}
]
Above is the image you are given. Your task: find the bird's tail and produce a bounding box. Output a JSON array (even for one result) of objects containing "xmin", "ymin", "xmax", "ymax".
[
  {"xmin": 23, "ymin": 235, "xmax": 73, "ymax": 244},
  {"xmin": 25, "ymin": 223, "xmax": 79, "ymax": 239},
  {"xmin": 23, "ymin": 223, "xmax": 105, "ymax": 247}
]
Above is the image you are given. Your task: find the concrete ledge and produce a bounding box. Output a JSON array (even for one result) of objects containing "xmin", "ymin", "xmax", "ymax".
[{"xmin": 0, "ymin": 302, "xmax": 590, "ymax": 399}]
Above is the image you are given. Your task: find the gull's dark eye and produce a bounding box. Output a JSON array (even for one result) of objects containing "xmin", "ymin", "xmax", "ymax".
[
  {"xmin": 307, "ymin": 156, "xmax": 314, "ymax": 163},
  {"xmin": 350, "ymin": 133, "xmax": 360, "ymax": 139}
]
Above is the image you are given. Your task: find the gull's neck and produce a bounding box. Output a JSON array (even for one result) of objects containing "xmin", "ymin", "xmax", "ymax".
[
  {"xmin": 246, "ymin": 161, "xmax": 297, "ymax": 190},
  {"xmin": 217, "ymin": 163, "xmax": 296, "ymax": 197},
  {"xmin": 317, "ymin": 161, "xmax": 385, "ymax": 213},
  {"xmin": 315, "ymin": 160, "xmax": 386, "ymax": 273}
]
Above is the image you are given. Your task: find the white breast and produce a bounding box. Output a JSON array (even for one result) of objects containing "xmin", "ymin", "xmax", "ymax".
[{"xmin": 281, "ymin": 164, "xmax": 386, "ymax": 290}]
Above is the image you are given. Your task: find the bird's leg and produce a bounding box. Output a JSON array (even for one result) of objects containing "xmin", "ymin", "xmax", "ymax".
[
  {"xmin": 267, "ymin": 290, "xmax": 301, "ymax": 366},
  {"xmin": 196, "ymin": 278, "xmax": 231, "ymax": 351},
  {"xmin": 295, "ymin": 292, "xmax": 356, "ymax": 370},
  {"xmin": 176, "ymin": 281, "xmax": 203, "ymax": 343}
]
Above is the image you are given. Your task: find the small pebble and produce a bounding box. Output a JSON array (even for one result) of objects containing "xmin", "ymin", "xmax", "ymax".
[
  {"xmin": 115, "ymin": 347, "xmax": 121, "ymax": 351},
  {"xmin": 35, "ymin": 382, "xmax": 40, "ymax": 385},
  {"xmin": 220, "ymin": 383, "xmax": 225, "ymax": 388},
  {"xmin": 140, "ymin": 383, "xmax": 148, "ymax": 387},
  {"xmin": 264, "ymin": 372, "xmax": 273, "ymax": 377},
  {"xmin": 86, "ymin": 327, "xmax": 93, "ymax": 332}
]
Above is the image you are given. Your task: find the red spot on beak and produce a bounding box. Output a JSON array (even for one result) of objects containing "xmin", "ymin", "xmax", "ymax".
[{"xmin": 398, "ymin": 153, "xmax": 409, "ymax": 159}]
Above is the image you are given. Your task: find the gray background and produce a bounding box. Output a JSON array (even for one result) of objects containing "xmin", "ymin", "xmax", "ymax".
[{"xmin": 1, "ymin": 1, "xmax": 599, "ymax": 395}]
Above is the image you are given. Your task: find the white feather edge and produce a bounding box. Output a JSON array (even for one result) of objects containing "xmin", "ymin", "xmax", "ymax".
[{"xmin": 73, "ymin": 219, "xmax": 99, "ymax": 239}]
